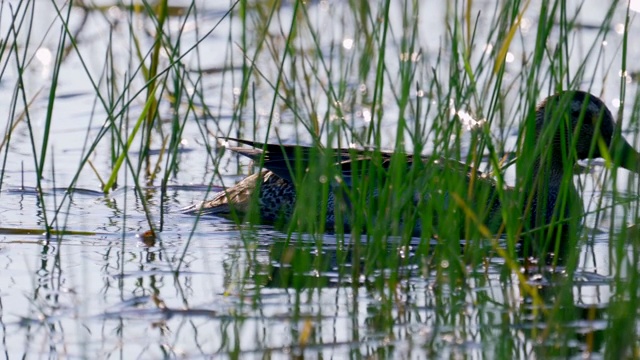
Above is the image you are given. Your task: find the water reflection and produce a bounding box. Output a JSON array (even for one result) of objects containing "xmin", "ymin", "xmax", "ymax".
[{"xmin": 240, "ymin": 232, "xmax": 625, "ymax": 357}]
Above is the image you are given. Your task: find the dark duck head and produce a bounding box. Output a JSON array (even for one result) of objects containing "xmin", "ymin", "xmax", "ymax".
[{"xmin": 519, "ymin": 90, "xmax": 640, "ymax": 243}]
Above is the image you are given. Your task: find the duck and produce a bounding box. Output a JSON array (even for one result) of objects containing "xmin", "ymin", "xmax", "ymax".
[{"xmin": 183, "ymin": 91, "xmax": 640, "ymax": 243}]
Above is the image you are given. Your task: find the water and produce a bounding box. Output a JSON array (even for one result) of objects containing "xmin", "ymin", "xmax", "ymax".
[{"xmin": 0, "ymin": 0, "xmax": 639, "ymax": 357}]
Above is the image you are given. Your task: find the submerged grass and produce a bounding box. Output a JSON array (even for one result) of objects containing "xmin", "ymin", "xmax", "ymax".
[{"xmin": 0, "ymin": 0, "xmax": 638, "ymax": 357}]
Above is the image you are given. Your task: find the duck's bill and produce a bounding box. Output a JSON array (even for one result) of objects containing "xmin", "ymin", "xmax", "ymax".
[{"xmin": 612, "ymin": 139, "xmax": 640, "ymax": 173}]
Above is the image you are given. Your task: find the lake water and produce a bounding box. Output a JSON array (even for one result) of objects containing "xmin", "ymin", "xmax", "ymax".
[{"xmin": 0, "ymin": 0, "xmax": 639, "ymax": 358}]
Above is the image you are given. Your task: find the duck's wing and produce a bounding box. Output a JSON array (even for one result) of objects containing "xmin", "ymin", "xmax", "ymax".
[
  {"xmin": 222, "ymin": 138, "xmax": 491, "ymax": 186},
  {"xmin": 223, "ymin": 138, "xmax": 392, "ymax": 183},
  {"xmin": 224, "ymin": 138, "xmax": 312, "ymax": 162}
]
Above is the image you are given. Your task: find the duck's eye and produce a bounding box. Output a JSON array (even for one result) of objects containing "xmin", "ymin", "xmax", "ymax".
[{"xmin": 570, "ymin": 107, "xmax": 593, "ymax": 126}]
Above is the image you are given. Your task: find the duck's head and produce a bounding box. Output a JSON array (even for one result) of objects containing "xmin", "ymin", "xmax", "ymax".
[{"xmin": 534, "ymin": 90, "xmax": 640, "ymax": 173}]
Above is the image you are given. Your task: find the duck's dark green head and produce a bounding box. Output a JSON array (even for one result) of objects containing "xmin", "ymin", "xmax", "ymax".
[{"xmin": 535, "ymin": 90, "xmax": 640, "ymax": 172}]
